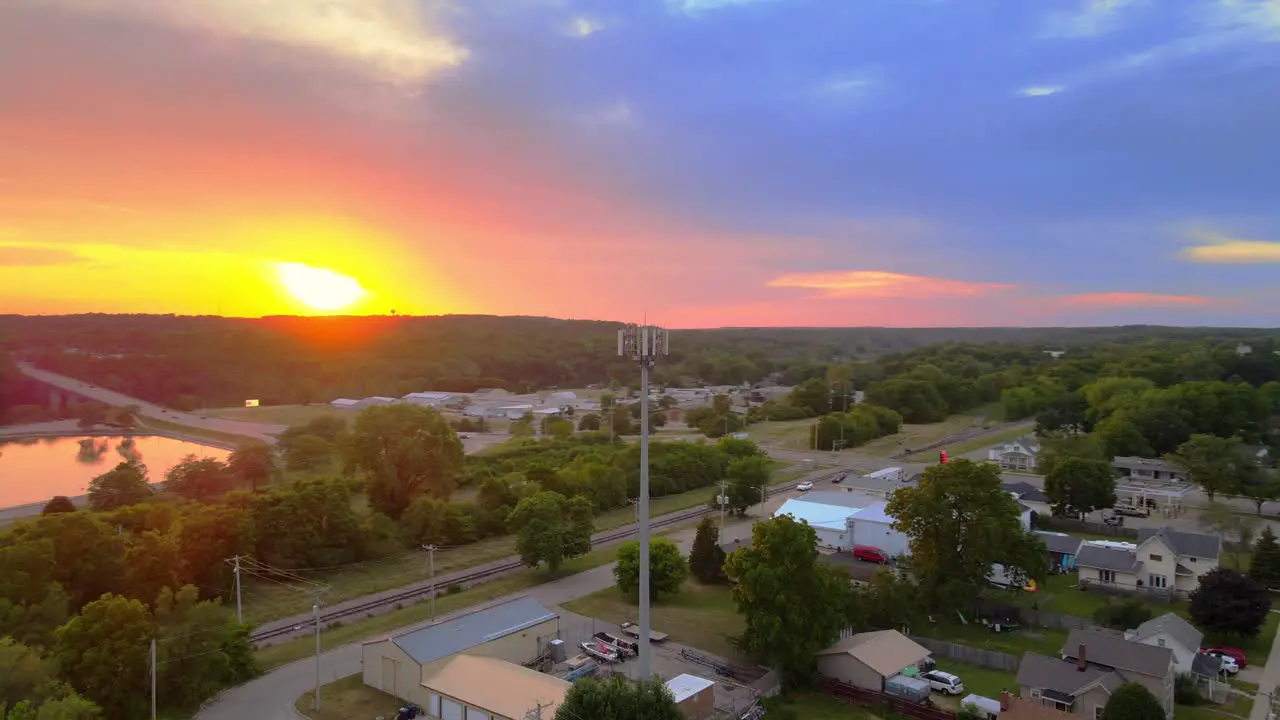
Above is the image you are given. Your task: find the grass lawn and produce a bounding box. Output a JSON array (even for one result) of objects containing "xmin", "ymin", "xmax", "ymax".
[
  {"xmin": 137, "ymin": 416, "xmax": 264, "ymax": 447},
  {"xmin": 256, "ymin": 540, "xmax": 634, "ymax": 671},
  {"xmin": 294, "ymin": 674, "xmax": 402, "ymax": 720},
  {"xmin": 562, "ymin": 580, "xmax": 746, "ymax": 660},
  {"xmin": 930, "ymin": 424, "xmax": 1033, "ymax": 459},
  {"xmin": 928, "ymin": 659, "xmax": 1017, "ymax": 705},
  {"xmin": 763, "ymin": 693, "xmax": 878, "ymax": 719},
  {"xmin": 745, "ymin": 419, "xmax": 820, "ymax": 450},
  {"xmin": 855, "ymin": 410, "xmax": 998, "ymax": 457},
  {"xmin": 204, "ymin": 404, "xmax": 348, "ymax": 426},
  {"xmin": 915, "ymin": 618, "xmax": 1069, "ymax": 657}
]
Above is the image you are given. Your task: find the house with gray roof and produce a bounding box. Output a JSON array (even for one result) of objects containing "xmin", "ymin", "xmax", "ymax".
[
  {"xmin": 1075, "ymin": 528, "xmax": 1220, "ymax": 598},
  {"xmin": 1014, "ymin": 651, "xmax": 1123, "ymax": 719},
  {"xmin": 1034, "ymin": 531, "xmax": 1083, "ymax": 571},
  {"xmin": 1124, "ymin": 612, "xmax": 1203, "ymax": 673},
  {"xmin": 989, "ymin": 436, "xmax": 1041, "ymax": 472},
  {"xmin": 1111, "ymin": 457, "xmax": 1187, "ymax": 483},
  {"xmin": 1062, "ymin": 628, "xmax": 1176, "ymax": 718}
]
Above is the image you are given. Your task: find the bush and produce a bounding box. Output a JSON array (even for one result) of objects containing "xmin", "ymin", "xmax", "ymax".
[{"xmin": 1092, "ymin": 596, "xmax": 1153, "ymax": 630}]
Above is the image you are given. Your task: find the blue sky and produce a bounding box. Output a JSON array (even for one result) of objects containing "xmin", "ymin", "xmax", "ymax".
[{"xmin": 1, "ymin": 0, "xmax": 1277, "ymax": 325}]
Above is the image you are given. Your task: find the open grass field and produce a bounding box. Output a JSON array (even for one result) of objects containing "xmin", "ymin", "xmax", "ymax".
[
  {"xmin": 136, "ymin": 416, "xmax": 263, "ymax": 447},
  {"xmin": 746, "ymin": 418, "xmax": 819, "ymax": 450},
  {"xmin": 909, "ymin": 423, "xmax": 1033, "ymax": 461},
  {"xmin": 562, "ymin": 580, "xmax": 745, "ymax": 660},
  {"xmin": 915, "ymin": 618, "xmax": 1069, "ymax": 657},
  {"xmin": 255, "ymin": 537, "xmax": 647, "ymax": 670},
  {"xmin": 853, "ymin": 413, "xmax": 990, "ymax": 458},
  {"xmin": 294, "ymin": 674, "xmax": 402, "ymax": 720},
  {"xmin": 204, "ymin": 404, "xmax": 351, "ymax": 426}
]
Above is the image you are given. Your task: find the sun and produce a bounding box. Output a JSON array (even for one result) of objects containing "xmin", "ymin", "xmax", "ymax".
[{"xmin": 276, "ymin": 262, "xmax": 367, "ymax": 311}]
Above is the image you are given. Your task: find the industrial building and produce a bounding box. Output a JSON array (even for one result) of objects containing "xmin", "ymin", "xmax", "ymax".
[
  {"xmin": 773, "ymin": 491, "xmax": 907, "ymax": 556},
  {"xmin": 361, "ymin": 596, "xmax": 563, "ymax": 717}
]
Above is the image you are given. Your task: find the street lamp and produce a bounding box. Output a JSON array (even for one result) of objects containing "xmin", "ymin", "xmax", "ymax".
[{"xmin": 618, "ymin": 323, "xmax": 669, "ymax": 683}]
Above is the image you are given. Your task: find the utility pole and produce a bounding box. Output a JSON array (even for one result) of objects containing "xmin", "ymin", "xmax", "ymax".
[
  {"xmin": 150, "ymin": 638, "xmax": 157, "ymax": 720},
  {"xmin": 524, "ymin": 701, "xmax": 552, "ymax": 720},
  {"xmin": 232, "ymin": 555, "xmax": 242, "ymax": 624},
  {"xmin": 719, "ymin": 478, "xmax": 727, "ymax": 532},
  {"xmin": 423, "ymin": 544, "xmax": 438, "ymax": 621},
  {"xmin": 619, "ymin": 323, "xmax": 669, "ymax": 683},
  {"xmin": 312, "ymin": 601, "xmax": 321, "ymax": 711}
]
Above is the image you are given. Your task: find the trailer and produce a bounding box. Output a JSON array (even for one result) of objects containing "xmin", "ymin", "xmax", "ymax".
[
  {"xmin": 593, "ymin": 631, "xmax": 638, "ymax": 657},
  {"xmin": 621, "ymin": 622, "xmax": 669, "ymax": 643}
]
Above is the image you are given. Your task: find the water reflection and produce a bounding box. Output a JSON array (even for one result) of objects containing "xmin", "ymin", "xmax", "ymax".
[{"xmin": 0, "ymin": 434, "xmax": 229, "ymax": 508}]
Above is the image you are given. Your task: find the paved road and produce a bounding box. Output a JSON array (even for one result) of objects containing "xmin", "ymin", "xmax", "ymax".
[
  {"xmin": 15, "ymin": 363, "xmax": 287, "ymax": 443},
  {"xmin": 1248, "ymin": 611, "xmax": 1280, "ymax": 720},
  {"xmin": 195, "ymin": 517, "xmax": 743, "ymax": 720}
]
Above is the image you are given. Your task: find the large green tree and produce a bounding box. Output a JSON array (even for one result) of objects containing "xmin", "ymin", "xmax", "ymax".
[
  {"xmin": 1166, "ymin": 435, "xmax": 1248, "ymax": 501},
  {"xmin": 885, "ymin": 459, "xmax": 1047, "ymax": 610},
  {"xmin": 614, "ymin": 537, "xmax": 689, "ymax": 600},
  {"xmin": 1101, "ymin": 682, "xmax": 1165, "ymax": 720},
  {"xmin": 1044, "ymin": 457, "xmax": 1117, "ymax": 517},
  {"xmin": 85, "ymin": 461, "xmax": 152, "ymax": 512},
  {"xmin": 724, "ymin": 515, "xmax": 853, "ymax": 686},
  {"xmin": 54, "ymin": 594, "xmax": 153, "ymax": 719},
  {"xmin": 1188, "ymin": 567, "xmax": 1271, "ymax": 638},
  {"xmin": 1249, "ymin": 527, "xmax": 1280, "ymax": 591},
  {"xmin": 226, "ymin": 442, "xmax": 277, "ymax": 491},
  {"xmin": 688, "ymin": 518, "xmax": 727, "ymax": 584},
  {"xmin": 164, "ymin": 456, "xmax": 234, "ymax": 502},
  {"xmin": 553, "ymin": 675, "xmax": 680, "ymax": 720},
  {"xmin": 723, "ymin": 456, "xmax": 771, "ymax": 515},
  {"xmin": 507, "ymin": 491, "xmax": 593, "ymax": 571},
  {"xmin": 345, "ymin": 404, "xmax": 465, "ymax": 518}
]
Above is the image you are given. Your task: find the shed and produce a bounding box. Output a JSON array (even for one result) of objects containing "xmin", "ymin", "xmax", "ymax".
[
  {"xmin": 816, "ymin": 630, "xmax": 932, "ymax": 691},
  {"xmin": 1034, "ymin": 531, "xmax": 1083, "ymax": 571},
  {"xmin": 422, "ymin": 655, "xmax": 570, "ymax": 720},
  {"xmin": 666, "ymin": 673, "xmax": 716, "ymax": 720},
  {"xmin": 361, "ymin": 596, "xmax": 560, "ymax": 708}
]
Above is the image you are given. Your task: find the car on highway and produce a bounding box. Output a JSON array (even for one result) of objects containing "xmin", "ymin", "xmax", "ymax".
[{"xmin": 796, "ymin": 481, "xmax": 814, "ymax": 491}]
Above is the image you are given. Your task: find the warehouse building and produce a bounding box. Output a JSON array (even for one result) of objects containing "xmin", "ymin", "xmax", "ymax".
[
  {"xmin": 419, "ymin": 655, "xmax": 570, "ymax": 720},
  {"xmin": 773, "ymin": 491, "xmax": 907, "ymax": 556},
  {"xmin": 361, "ymin": 596, "xmax": 561, "ymax": 714}
]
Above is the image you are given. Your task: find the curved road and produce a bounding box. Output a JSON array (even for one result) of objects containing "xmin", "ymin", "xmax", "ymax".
[{"xmin": 16, "ymin": 363, "xmax": 287, "ymax": 443}]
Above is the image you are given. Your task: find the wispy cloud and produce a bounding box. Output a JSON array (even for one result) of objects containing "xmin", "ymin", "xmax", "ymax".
[
  {"xmin": 579, "ymin": 100, "xmax": 637, "ymax": 128},
  {"xmin": 766, "ymin": 270, "xmax": 1015, "ymax": 300},
  {"xmin": 818, "ymin": 72, "xmax": 875, "ymax": 98},
  {"xmin": 1020, "ymin": 85, "xmax": 1065, "ymax": 97},
  {"xmin": 1055, "ymin": 292, "xmax": 1219, "ymax": 307},
  {"xmin": 666, "ymin": 0, "xmax": 783, "ymax": 18},
  {"xmin": 1040, "ymin": 0, "xmax": 1148, "ymax": 39},
  {"xmin": 564, "ymin": 16, "xmax": 607, "ymax": 38},
  {"xmin": 1181, "ymin": 229, "xmax": 1280, "ymax": 263},
  {"xmin": 0, "ymin": 244, "xmax": 90, "ymax": 267},
  {"xmin": 20, "ymin": 0, "xmax": 469, "ymax": 85}
]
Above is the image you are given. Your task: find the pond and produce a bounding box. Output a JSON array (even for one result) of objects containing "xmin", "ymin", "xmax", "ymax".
[{"xmin": 0, "ymin": 435, "xmax": 229, "ymax": 509}]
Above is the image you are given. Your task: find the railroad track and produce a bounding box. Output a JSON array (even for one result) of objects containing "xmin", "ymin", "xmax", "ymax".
[{"xmin": 250, "ymin": 475, "xmax": 832, "ymax": 643}]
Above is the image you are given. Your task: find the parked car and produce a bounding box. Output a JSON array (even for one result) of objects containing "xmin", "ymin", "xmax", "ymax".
[
  {"xmin": 852, "ymin": 545, "xmax": 888, "ymax": 564},
  {"xmin": 832, "ymin": 474, "xmax": 845, "ymax": 484},
  {"xmin": 1102, "ymin": 514, "xmax": 1124, "ymax": 527},
  {"xmin": 1202, "ymin": 647, "xmax": 1248, "ymax": 668},
  {"xmin": 796, "ymin": 481, "xmax": 814, "ymax": 491},
  {"xmin": 1112, "ymin": 505, "xmax": 1150, "ymax": 518},
  {"xmin": 920, "ymin": 670, "xmax": 966, "ymax": 696},
  {"xmin": 1217, "ymin": 656, "xmax": 1240, "ymax": 676}
]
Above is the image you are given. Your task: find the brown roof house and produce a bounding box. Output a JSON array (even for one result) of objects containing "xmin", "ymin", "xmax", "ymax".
[
  {"xmin": 997, "ymin": 690, "xmax": 1076, "ymax": 720},
  {"xmin": 1075, "ymin": 528, "xmax": 1220, "ymax": 597},
  {"xmin": 1018, "ymin": 628, "xmax": 1176, "ymax": 719},
  {"xmin": 816, "ymin": 630, "xmax": 932, "ymax": 692}
]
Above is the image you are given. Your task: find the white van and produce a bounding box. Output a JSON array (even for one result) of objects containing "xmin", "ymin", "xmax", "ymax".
[{"xmin": 920, "ymin": 670, "xmax": 966, "ymax": 695}]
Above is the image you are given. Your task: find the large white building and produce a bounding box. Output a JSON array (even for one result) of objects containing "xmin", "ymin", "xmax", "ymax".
[{"xmin": 773, "ymin": 491, "xmax": 908, "ymax": 557}]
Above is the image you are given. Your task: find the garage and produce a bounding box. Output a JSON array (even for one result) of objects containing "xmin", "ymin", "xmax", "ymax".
[{"xmin": 817, "ymin": 630, "xmax": 932, "ymax": 691}]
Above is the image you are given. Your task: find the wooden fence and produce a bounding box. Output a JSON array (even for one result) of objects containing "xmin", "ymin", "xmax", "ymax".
[
  {"xmin": 908, "ymin": 636, "xmax": 1021, "ymax": 673},
  {"xmin": 820, "ymin": 678, "xmax": 957, "ymax": 720}
]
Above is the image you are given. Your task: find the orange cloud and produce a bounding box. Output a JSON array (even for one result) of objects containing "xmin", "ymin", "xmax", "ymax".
[
  {"xmin": 1180, "ymin": 230, "xmax": 1280, "ymax": 263},
  {"xmin": 765, "ymin": 270, "xmax": 1016, "ymax": 299},
  {"xmin": 1055, "ymin": 292, "xmax": 1218, "ymax": 307}
]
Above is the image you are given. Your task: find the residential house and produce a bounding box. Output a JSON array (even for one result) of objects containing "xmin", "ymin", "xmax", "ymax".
[
  {"xmin": 1124, "ymin": 613, "xmax": 1203, "ymax": 674},
  {"xmin": 1063, "ymin": 628, "xmax": 1176, "ymax": 718},
  {"xmin": 1075, "ymin": 528, "xmax": 1220, "ymax": 597},
  {"xmin": 1035, "ymin": 531, "xmax": 1084, "ymax": 572},
  {"xmin": 1237, "ymin": 344, "xmax": 1253, "ymax": 357},
  {"xmin": 989, "ymin": 436, "xmax": 1042, "ymax": 472},
  {"xmin": 1014, "ymin": 651, "xmax": 1122, "ymax": 719},
  {"xmin": 816, "ymin": 630, "xmax": 932, "ymax": 692},
  {"xmin": 1007, "ymin": 482, "xmax": 1052, "ymax": 517},
  {"xmin": 997, "ymin": 691, "xmax": 1074, "ymax": 720},
  {"xmin": 1111, "ymin": 457, "xmax": 1187, "ymax": 483}
]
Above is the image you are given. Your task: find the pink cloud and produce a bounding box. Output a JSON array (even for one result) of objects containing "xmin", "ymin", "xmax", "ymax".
[
  {"xmin": 765, "ymin": 270, "xmax": 1016, "ymax": 299},
  {"xmin": 1055, "ymin": 292, "xmax": 1220, "ymax": 308}
]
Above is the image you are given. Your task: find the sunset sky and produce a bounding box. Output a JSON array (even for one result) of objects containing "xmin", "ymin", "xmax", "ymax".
[{"xmin": 1, "ymin": 0, "xmax": 1277, "ymax": 327}]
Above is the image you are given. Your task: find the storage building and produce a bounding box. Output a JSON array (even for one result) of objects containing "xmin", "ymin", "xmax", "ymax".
[
  {"xmin": 666, "ymin": 673, "xmax": 716, "ymax": 720},
  {"xmin": 361, "ymin": 596, "xmax": 560, "ymax": 711},
  {"xmin": 420, "ymin": 655, "xmax": 570, "ymax": 720},
  {"xmin": 816, "ymin": 630, "xmax": 932, "ymax": 691},
  {"xmin": 773, "ymin": 491, "xmax": 907, "ymax": 556}
]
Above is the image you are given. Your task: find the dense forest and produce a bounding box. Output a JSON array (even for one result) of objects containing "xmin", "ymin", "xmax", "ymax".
[{"xmin": 0, "ymin": 313, "xmax": 1275, "ymax": 411}]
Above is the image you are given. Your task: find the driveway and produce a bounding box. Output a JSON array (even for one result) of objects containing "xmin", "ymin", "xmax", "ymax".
[{"xmin": 16, "ymin": 364, "xmax": 286, "ymax": 443}]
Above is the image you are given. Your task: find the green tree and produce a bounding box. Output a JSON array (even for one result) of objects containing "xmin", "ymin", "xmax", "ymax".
[
  {"xmin": 1249, "ymin": 527, "xmax": 1280, "ymax": 591},
  {"xmin": 723, "ymin": 456, "xmax": 770, "ymax": 515},
  {"xmin": 507, "ymin": 491, "xmax": 592, "ymax": 571},
  {"xmin": 54, "ymin": 594, "xmax": 153, "ymax": 719},
  {"xmin": 86, "ymin": 461, "xmax": 152, "ymax": 512},
  {"xmin": 1189, "ymin": 567, "xmax": 1271, "ymax": 638},
  {"xmin": 1167, "ymin": 435, "xmax": 1245, "ymax": 501},
  {"xmin": 1239, "ymin": 472, "xmax": 1280, "ymax": 515},
  {"xmin": 281, "ymin": 434, "xmax": 332, "ymax": 472},
  {"xmin": 577, "ymin": 413, "xmax": 602, "ymax": 431},
  {"xmin": 724, "ymin": 515, "xmax": 853, "ymax": 686},
  {"xmin": 542, "ymin": 418, "xmax": 574, "ymax": 440},
  {"xmin": 866, "ymin": 378, "xmax": 948, "ymax": 423},
  {"xmin": 249, "ymin": 478, "xmax": 366, "ymax": 568},
  {"xmin": 164, "ymin": 456, "xmax": 233, "ymax": 502},
  {"xmin": 787, "ymin": 378, "xmax": 831, "ymax": 416},
  {"xmin": 1044, "ymin": 457, "xmax": 1117, "ymax": 517},
  {"xmin": 688, "ymin": 518, "xmax": 727, "ymax": 584},
  {"xmin": 886, "ymin": 459, "xmax": 1048, "ymax": 610},
  {"xmin": 152, "ymin": 585, "xmax": 257, "ymax": 710},
  {"xmin": 346, "ymin": 404, "xmax": 465, "ymax": 519},
  {"xmin": 553, "ymin": 675, "xmax": 680, "ymax": 720},
  {"xmin": 40, "ymin": 497, "xmax": 75, "ymax": 515},
  {"xmin": 1101, "ymin": 682, "xmax": 1165, "ymax": 720},
  {"xmin": 226, "ymin": 442, "xmax": 277, "ymax": 491},
  {"xmin": 614, "ymin": 537, "xmax": 689, "ymax": 600}
]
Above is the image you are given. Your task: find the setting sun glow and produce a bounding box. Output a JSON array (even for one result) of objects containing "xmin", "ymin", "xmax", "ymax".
[{"xmin": 276, "ymin": 262, "xmax": 367, "ymax": 311}]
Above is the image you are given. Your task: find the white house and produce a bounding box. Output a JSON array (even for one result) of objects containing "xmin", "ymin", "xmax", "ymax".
[
  {"xmin": 988, "ymin": 436, "xmax": 1041, "ymax": 472},
  {"xmin": 773, "ymin": 491, "xmax": 908, "ymax": 556},
  {"xmin": 1124, "ymin": 613, "xmax": 1203, "ymax": 674}
]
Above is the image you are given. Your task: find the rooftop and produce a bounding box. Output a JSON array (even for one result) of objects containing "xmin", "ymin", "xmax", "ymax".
[
  {"xmin": 1005, "ymin": 482, "xmax": 1050, "ymax": 504},
  {"xmin": 1034, "ymin": 531, "xmax": 1083, "ymax": 557},
  {"xmin": 1075, "ymin": 543, "xmax": 1141, "ymax": 573},
  {"xmin": 665, "ymin": 673, "xmax": 716, "ymax": 703},
  {"xmin": 1014, "ymin": 652, "xmax": 1122, "ymax": 697},
  {"xmin": 1112, "ymin": 456, "xmax": 1181, "ymax": 473},
  {"xmin": 423, "ymin": 655, "xmax": 569, "ymax": 720},
  {"xmin": 1129, "ymin": 612, "xmax": 1203, "ymax": 652},
  {"xmin": 773, "ymin": 495, "xmax": 894, "ymax": 531},
  {"xmin": 1063, "ymin": 627, "xmax": 1175, "ymax": 678},
  {"xmin": 818, "ymin": 630, "xmax": 931, "ymax": 677},
  {"xmin": 371, "ymin": 595, "xmax": 558, "ymax": 665},
  {"xmin": 1137, "ymin": 527, "xmax": 1221, "ymax": 560}
]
